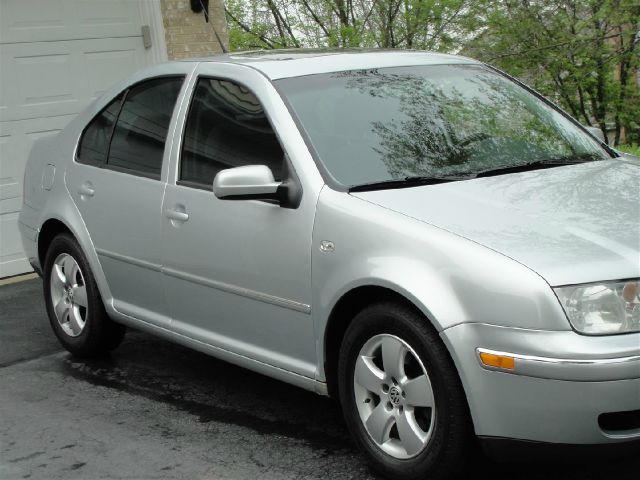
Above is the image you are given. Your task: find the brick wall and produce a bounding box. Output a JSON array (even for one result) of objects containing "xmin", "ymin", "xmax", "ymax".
[{"xmin": 160, "ymin": 0, "xmax": 229, "ymax": 60}]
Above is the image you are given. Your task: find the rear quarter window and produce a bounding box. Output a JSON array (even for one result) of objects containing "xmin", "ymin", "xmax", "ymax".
[
  {"xmin": 77, "ymin": 95, "xmax": 123, "ymax": 165},
  {"xmin": 76, "ymin": 76, "xmax": 184, "ymax": 178}
]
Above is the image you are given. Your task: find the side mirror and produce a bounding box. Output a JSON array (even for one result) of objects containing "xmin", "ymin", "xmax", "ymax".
[
  {"xmin": 584, "ymin": 125, "xmax": 607, "ymax": 144},
  {"xmin": 213, "ymin": 165, "xmax": 282, "ymax": 202}
]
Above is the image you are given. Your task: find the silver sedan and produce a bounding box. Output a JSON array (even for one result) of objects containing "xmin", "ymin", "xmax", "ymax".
[{"xmin": 19, "ymin": 50, "xmax": 640, "ymax": 479}]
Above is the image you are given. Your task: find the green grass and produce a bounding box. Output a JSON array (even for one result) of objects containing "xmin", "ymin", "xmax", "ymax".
[{"xmin": 617, "ymin": 143, "xmax": 640, "ymax": 157}]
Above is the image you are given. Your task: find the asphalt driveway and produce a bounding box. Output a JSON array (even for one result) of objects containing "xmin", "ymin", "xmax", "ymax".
[{"xmin": 0, "ymin": 278, "xmax": 637, "ymax": 479}]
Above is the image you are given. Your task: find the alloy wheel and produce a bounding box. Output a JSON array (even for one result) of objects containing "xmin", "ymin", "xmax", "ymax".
[
  {"xmin": 353, "ymin": 334, "xmax": 436, "ymax": 459},
  {"xmin": 49, "ymin": 253, "xmax": 88, "ymax": 337}
]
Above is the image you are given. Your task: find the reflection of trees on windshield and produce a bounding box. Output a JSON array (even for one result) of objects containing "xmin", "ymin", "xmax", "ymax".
[{"xmin": 337, "ymin": 67, "xmax": 601, "ymax": 179}]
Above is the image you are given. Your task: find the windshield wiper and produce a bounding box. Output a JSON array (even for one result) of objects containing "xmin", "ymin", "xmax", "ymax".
[
  {"xmin": 471, "ymin": 157, "xmax": 596, "ymax": 179},
  {"xmin": 349, "ymin": 157, "xmax": 599, "ymax": 192},
  {"xmin": 349, "ymin": 175, "xmax": 469, "ymax": 192}
]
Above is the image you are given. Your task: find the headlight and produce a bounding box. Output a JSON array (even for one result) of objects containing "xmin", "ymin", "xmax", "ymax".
[{"xmin": 554, "ymin": 280, "xmax": 640, "ymax": 335}]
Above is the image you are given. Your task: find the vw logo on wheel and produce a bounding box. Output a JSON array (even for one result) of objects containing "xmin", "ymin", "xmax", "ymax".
[{"xmin": 389, "ymin": 386, "xmax": 402, "ymax": 406}]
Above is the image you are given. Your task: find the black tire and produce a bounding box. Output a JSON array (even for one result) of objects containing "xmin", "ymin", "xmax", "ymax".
[
  {"xmin": 43, "ymin": 233, "xmax": 125, "ymax": 357},
  {"xmin": 338, "ymin": 301, "xmax": 472, "ymax": 480}
]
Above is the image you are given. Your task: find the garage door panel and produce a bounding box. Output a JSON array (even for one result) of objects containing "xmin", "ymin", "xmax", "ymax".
[
  {"xmin": 0, "ymin": 116, "xmax": 72, "ymax": 208},
  {"xmin": 1, "ymin": 37, "xmax": 145, "ymax": 122},
  {"xmin": 83, "ymin": 46, "xmax": 146, "ymax": 100},
  {"xmin": 75, "ymin": 0, "xmax": 140, "ymax": 33},
  {"xmin": 0, "ymin": 115, "xmax": 73, "ymax": 276},
  {"xmin": 0, "ymin": 211, "xmax": 30, "ymax": 278},
  {"xmin": 11, "ymin": 52, "xmax": 78, "ymax": 119},
  {"xmin": 0, "ymin": 0, "xmax": 142, "ymax": 43},
  {"xmin": 0, "ymin": 0, "xmax": 66, "ymax": 44},
  {"xmin": 0, "ymin": 131, "xmax": 20, "ymax": 209},
  {"xmin": 0, "ymin": 0, "xmax": 157, "ymax": 277}
]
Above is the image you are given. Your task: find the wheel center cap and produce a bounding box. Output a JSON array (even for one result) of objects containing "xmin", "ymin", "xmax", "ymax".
[{"xmin": 389, "ymin": 386, "xmax": 402, "ymax": 405}]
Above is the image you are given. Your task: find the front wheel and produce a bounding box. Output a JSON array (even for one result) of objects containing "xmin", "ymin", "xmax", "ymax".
[
  {"xmin": 338, "ymin": 302, "xmax": 472, "ymax": 480},
  {"xmin": 43, "ymin": 233, "xmax": 125, "ymax": 357}
]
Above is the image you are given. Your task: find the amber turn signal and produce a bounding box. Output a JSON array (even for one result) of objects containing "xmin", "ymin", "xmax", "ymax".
[{"xmin": 479, "ymin": 352, "xmax": 515, "ymax": 370}]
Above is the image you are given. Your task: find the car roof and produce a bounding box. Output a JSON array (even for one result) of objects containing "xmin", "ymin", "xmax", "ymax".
[{"xmin": 177, "ymin": 48, "xmax": 480, "ymax": 80}]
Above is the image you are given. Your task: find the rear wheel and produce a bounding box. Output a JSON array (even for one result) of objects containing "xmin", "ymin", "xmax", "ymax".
[
  {"xmin": 43, "ymin": 233, "xmax": 125, "ymax": 357},
  {"xmin": 338, "ymin": 301, "xmax": 471, "ymax": 480}
]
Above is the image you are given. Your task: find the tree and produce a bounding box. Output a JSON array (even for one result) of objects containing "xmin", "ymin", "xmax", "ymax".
[
  {"xmin": 223, "ymin": 1, "xmax": 639, "ymax": 146},
  {"xmin": 224, "ymin": 0, "xmax": 483, "ymax": 51},
  {"xmin": 465, "ymin": 0, "xmax": 640, "ymax": 146}
]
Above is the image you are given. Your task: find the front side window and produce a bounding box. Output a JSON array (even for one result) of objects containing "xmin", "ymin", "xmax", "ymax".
[
  {"xmin": 77, "ymin": 94, "xmax": 123, "ymax": 165},
  {"xmin": 276, "ymin": 65, "xmax": 611, "ymax": 188},
  {"xmin": 107, "ymin": 77, "xmax": 184, "ymax": 177},
  {"xmin": 180, "ymin": 78, "xmax": 285, "ymax": 187}
]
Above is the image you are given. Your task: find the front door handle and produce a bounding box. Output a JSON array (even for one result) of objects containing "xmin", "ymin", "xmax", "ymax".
[
  {"xmin": 164, "ymin": 208, "xmax": 189, "ymax": 223},
  {"xmin": 77, "ymin": 182, "xmax": 95, "ymax": 198}
]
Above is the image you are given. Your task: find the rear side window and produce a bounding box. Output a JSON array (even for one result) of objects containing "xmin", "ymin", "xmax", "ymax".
[
  {"xmin": 77, "ymin": 94, "xmax": 123, "ymax": 165},
  {"xmin": 180, "ymin": 78, "xmax": 285, "ymax": 187},
  {"xmin": 108, "ymin": 77, "xmax": 184, "ymax": 177}
]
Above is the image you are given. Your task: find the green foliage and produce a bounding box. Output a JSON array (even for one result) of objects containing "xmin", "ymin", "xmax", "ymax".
[
  {"xmin": 618, "ymin": 144, "xmax": 640, "ymax": 156},
  {"xmin": 224, "ymin": 1, "xmax": 483, "ymax": 51},
  {"xmin": 464, "ymin": 0, "xmax": 640, "ymax": 146},
  {"xmin": 223, "ymin": 1, "xmax": 639, "ymax": 146}
]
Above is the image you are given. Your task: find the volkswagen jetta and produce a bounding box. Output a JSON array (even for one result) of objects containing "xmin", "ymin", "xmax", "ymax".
[{"xmin": 19, "ymin": 50, "xmax": 640, "ymax": 479}]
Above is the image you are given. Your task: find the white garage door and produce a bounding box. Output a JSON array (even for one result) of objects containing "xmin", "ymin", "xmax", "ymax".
[{"xmin": 0, "ymin": 0, "xmax": 167, "ymax": 277}]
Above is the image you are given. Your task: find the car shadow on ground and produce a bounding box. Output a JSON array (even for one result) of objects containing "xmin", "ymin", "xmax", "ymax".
[
  {"xmin": 1, "ymin": 278, "xmax": 637, "ymax": 479},
  {"xmin": 63, "ymin": 330, "xmax": 638, "ymax": 480}
]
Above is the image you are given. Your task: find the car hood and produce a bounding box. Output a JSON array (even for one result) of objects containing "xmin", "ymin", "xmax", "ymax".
[{"xmin": 351, "ymin": 159, "xmax": 640, "ymax": 286}]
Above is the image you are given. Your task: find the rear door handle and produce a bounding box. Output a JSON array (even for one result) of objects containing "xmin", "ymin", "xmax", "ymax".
[
  {"xmin": 164, "ymin": 208, "xmax": 189, "ymax": 223},
  {"xmin": 77, "ymin": 183, "xmax": 94, "ymax": 198}
]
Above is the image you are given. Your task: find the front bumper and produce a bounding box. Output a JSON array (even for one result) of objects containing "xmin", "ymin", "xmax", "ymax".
[
  {"xmin": 442, "ymin": 323, "xmax": 640, "ymax": 445},
  {"xmin": 478, "ymin": 436, "xmax": 640, "ymax": 462}
]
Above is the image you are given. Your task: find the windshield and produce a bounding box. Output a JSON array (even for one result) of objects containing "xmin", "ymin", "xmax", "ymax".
[{"xmin": 276, "ymin": 64, "xmax": 610, "ymax": 188}]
